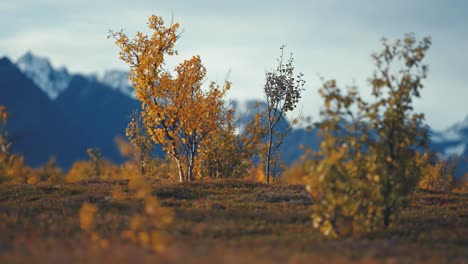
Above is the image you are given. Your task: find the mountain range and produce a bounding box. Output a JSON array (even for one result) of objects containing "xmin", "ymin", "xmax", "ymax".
[
  {"xmin": 0, "ymin": 53, "xmax": 139, "ymax": 168},
  {"xmin": 0, "ymin": 52, "xmax": 466, "ymax": 174}
]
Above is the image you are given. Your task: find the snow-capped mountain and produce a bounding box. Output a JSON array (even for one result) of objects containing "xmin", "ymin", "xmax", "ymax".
[
  {"xmin": 429, "ymin": 116, "xmax": 468, "ymax": 176},
  {"xmin": 98, "ymin": 70, "xmax": 135, "ymax": 98},
  {"xmin": 0, "ymin": 55, "xmax": 143, "ymax": 168},
  {"xmin": 15, "ymin": 52, "xmax": 135, "ymax": 99},
  {"xmin": 431, "ymin": 116, "xmax": 468, "ymax": 158},
  {"xmin": 16, "ymin": 52, "xmax": 71, "ymax": 100}
]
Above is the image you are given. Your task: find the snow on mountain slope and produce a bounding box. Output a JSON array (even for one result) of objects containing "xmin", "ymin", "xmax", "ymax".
[
  {"xmin": 98, "ymin": 70, "xmax": 135, "ymax": 98},
  {"xmin": 16, "ymin": 52, "xmax": 136, "ymax": 99},
  {"xmin": 445, "ymin": 143, "xmax": 466, "ymax": 157},
  {"xmin": 16, "ymin": 52, "xmax": 71, "ymax": 100},
  {"xmin": 431, "ymin": 115, "xmax": 468, "ymax": 158}
]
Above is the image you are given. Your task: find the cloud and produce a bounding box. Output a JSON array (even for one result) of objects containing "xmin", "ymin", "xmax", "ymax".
[
  {"xmin": 1, "ymin": 29, "xmax": 123, "ymax": 73},
  {"xmin": 0, "ymin": 2, "xmax": 15, "ymax": 11}
]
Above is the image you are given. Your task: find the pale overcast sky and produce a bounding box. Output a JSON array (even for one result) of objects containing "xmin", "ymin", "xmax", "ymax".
[{"xmin": 1, "ymin": 0, "xmax": 467, "ymax": 130}]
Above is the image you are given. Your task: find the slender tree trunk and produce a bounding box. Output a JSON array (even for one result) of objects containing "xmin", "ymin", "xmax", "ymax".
[
  {"xmin": 383, "ymin": 179, "xmax": 392, "ymax": 228},
  {"xmin": 187, "ymin": 141, "xmax": 197, "ymax": 181},
  {"xmin": 383, "ymin": 122, "xmax": 396, "ymax": 228},
  {"xmin": 272, "ymin": 151, "xmax": 279, "ymax": 183},
  {"xmin": 175, "ymin": 158, "xmax": 185, "ymax": 183},
  {"xmin": 265, "ymin": 122, "xmax": 274, "ymax": 184},
  {"xmin": 139, "ymin": 156, "xmax": 146, "ymax": 177},
  {"xmin": 188, "ymin": 152, "xmax": 195, "ymax": 181}
]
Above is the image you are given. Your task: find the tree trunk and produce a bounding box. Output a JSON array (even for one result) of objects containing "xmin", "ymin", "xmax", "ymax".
[
  {"xmin": 175, "ymin": 158, "xmax": 185, "ymax": 183},
  {"xmin": 187, "ymin": 142, "xmax": 197, "ymax": 181},
  {"xmin": 265, "ymin": 154, "xmax": 271, "ymax": 184},
  {"xmin": 383, "ymin": 122, "xmax": 395, "ymax": 228},
  {"xmin": 188, "ymin": 154, "xmax": 195, "ymax": 181},
  {"xmin": 139, "ymin": 156, "xmax": 146, "ymax": 177},
  {"xmin": 265, "ymin": 126, "xmax": 273, "ymax": 184},
  {"xmin": 383, "ymin": 204, "xmax": 391, "ymax": 228},
  {"xmin": 383, "ymin": 178, "xmax": 392, "ymax": 228}
]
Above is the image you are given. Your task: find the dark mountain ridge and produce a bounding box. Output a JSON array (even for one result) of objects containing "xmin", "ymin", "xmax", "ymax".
[
  {"xmin": 0, "ymin": 56, "xmax": 140, "ymax": 168},
  {"xmin": 0, "ymin": 57, "xmax": 83, "ymax": 168},
  {"xmin": 55, "ymin": 74, "xmax": 140, "ymax": 164}
]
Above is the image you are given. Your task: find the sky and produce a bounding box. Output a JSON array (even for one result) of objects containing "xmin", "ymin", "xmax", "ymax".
[{"xmin": 1, "ymin": 0, "xmax": 467, "ymax": 130}]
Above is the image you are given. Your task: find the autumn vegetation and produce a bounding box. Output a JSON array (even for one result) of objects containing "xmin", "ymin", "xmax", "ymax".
[{"xmin": 1, "ymin": 15, "xmax": 467, "ymax": 263}]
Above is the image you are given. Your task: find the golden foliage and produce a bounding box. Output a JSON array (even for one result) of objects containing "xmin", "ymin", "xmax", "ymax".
[
  {"xmin": 77, "ymin": 165, "xmax": 174, "ymax": 252},
  {"xmin": 26, "ymin": 174, "xmax": 40, "ymax": 185},
  {"xmin": 111, "ymin": 15, "xmax": 230, "ymax": 182},
  {"xmin": 1, "ymin": 153, "xmax": 34, "ymax": 184},
  {"xmin": 304, "ymin": 34, "xmax": 432, "ymax": 238},
  {"xmin": 417, "ymin": 152, "xmax": 456, "ymax": 192},
  {"xmin": 303, "ymin": 81, "xmax": 382, "ymax": 238},
  {"xmin": 116, "ymin": 136, "xmax": 179, "ymax": 181},
  {"xmin": 245, "ymin": 164, "xmax": 266, "ymax": 183},
  {"xmin": 79, "ymin": 202, "xmax": 99, "ymax": 232},
  {"xmin": 281, "ymin": 148, "xmax": 313, "ymax": 185},
  {"xmin": 66, "ymin": 159, "xmax": 121, "ymax": 183},
  {"xmin": 79, "ymin": 202, "xmax": 109, "ymax": 249},
  {"xmin": 66, "ymin": 161, "xmax": 93, "ymax": 183},
  {"xmin": 120, "ymin": 112, "xmax": 155, "ymax": 177},
  {"xmin": 199, "ymin": 109, "xmax": 264, "ymax": 179},
  {"xmin": 120, "ymin": 170, "xmax": 174, "ymax": 252},
  {"xmin": 36, "ymin": 156, "xmax": 64, "ymax": 184},
  {"xmin": 453, "ymin": 173, "xmax": 468, "ymax": 193}
]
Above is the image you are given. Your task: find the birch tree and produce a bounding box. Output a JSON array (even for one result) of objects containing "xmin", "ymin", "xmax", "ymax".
[
  {"xmin": 263, "ymin": 46, "xmax": 305, "ymax": 183},
  {"xmin": 111, "ymin": 15, "xmax": 229, "ymax": 182}
]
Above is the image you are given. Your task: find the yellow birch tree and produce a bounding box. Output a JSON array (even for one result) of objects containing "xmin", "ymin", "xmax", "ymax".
[{"xmin": 111, "ymin": 15, "xmax": 229, "ymax": 182}]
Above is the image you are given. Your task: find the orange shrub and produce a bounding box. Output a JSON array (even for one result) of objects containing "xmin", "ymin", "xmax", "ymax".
[{"xmin": 417, "ymin": 153, "xmax": 456, "ymax": 192}]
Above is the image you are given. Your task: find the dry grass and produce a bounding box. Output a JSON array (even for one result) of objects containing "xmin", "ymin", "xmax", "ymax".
[{"xmin": 0, "ymin": 179, "xmax": 467, "ymax": 263}]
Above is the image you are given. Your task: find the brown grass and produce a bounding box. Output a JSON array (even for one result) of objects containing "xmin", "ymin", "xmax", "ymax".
[{"xmin": 0, "ymin": 179, "xmax": 467, "ymax": 263}]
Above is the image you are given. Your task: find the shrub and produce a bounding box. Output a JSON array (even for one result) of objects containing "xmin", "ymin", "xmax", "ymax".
[
  {"xmin": 35, "ymin": 156, "xmax": 64, "ymax": 184},
  {"xmin": 304, "ymin": 34, "xmax": 431, "ymax": 238},
  {"xmin": 453, "ymin": 173, "xmax": 468, "ymax": 193},
  {"xmin": 417, "ymin": 152, "xmax": 456, "ymax": 192},
  {"xmin": 66, "ymin": 159, "xmax": 120, "ymax": 183}
]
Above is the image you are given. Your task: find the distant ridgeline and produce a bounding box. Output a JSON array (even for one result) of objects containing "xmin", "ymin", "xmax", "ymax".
[
  {"xmin": 0, "ymin": 54, "xmax": 139, "ymax": 169},
  {"xmin": 0, "ymin": 52, "xmax": 466, "ymax": 175}
]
